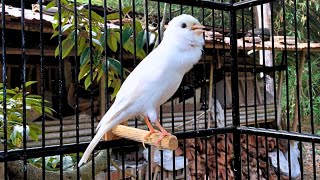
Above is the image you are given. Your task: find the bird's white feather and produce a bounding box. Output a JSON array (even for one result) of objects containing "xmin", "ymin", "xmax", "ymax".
[{"xmin": 78, "ymin": 14, "xmax": 204, "ymax": 166}]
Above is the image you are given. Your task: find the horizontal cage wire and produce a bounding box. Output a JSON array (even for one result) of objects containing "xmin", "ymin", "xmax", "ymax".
[{"xmin": 0, "ymin": 0, "xmax": 320, "ymax": 179}]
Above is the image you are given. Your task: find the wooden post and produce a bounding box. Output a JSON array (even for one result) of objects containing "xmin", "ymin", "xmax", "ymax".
[
  {"xmin": 292, "ymin": 51, "xmax": 306, "ymax": 133},
  {"xmin": 27, "ymin": 66, "xmax": 33, "ymax": 93},
  {"xmin": 112, "ymin": 125, "xmax": 178, "ymax": 150},
  {"xmin": 289, "ymin": 50, "xmax": 307, "ymax": 147},
  {"xmin": 7, "ymin": 67, "xmax": 11, "ymax": 89},
  {"xmin": 276, "ymin": 70, "xmax": 284, "ymax": 129},
  {"xmin": 64, "ymin": 58, "xmax": 72, "ymax": 92},
  {"xmin": 207, "ymin": 61, "xmax": 214, "ymax": 128}
]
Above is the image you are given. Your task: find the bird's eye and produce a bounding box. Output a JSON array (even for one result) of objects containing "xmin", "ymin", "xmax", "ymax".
[{"xmin": 181, "ymin": 23, "xmax": 187, "ymax": 28}]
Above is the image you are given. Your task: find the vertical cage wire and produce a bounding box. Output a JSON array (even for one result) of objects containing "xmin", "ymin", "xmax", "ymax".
[
  {"xmin": 72, "ymin": 0, "xmax": 80, "ymax": 179},
  {"xmin": 1, "ymin": 0, "xmax": 7, "ymax": 179},
  {"xmin": 260, "ymin": 5, "xmax": 270, "ymax": 179},
  {"xmin": 87, "ymin": 0, "xmax": 96, "ymax": 178},
  {"xmin": 229, "ymin": 2, "xmax": 241, "ymax": 180},
  {"xmin": 38, "ymin": 0, "xmax": 46, "ymax": 179},
  {"xmin": 57, "ymin": 0, "xmax": 64, "ymax": 178},
  {"xmin": 270, "ymin": 1, "xmax": 282, "ymax": 179},
  {"xmin": 306, "ymin": 0, "xmax": 317, "ymax": 177},
  {"xmin": 19, "ymin": 0, "xmax": 27, "ymax": 178}
]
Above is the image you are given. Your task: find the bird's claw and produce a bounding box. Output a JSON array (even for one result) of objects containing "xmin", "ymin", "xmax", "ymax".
[
  {"xmin": 155, "ymin": 132, "xmax": 171, "ymax": 149},
  {"xmin": 142, "ymin": 130, "xmax": 159, "ymax": 149}
]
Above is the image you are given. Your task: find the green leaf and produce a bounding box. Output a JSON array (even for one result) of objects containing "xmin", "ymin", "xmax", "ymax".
[
  {"xmin": 107, "ymin": 13, "xmax": 120, "ymax": 20},
  {"xmin": 61, "ymin": 24, "xmax": 73, "ymax": 33},
  {"xmin": 91, "ymin": 11, "xmax": 103, "ymax": 23},
  {"xmin": 78, "ymin": 37, "xmax": 86, "ymax": 55},
  {"xmin": 32, "ymin": 106, "xmax": 42, "ymax": 115},
  {"xmin": 80, "ymin": 47, "xmax": 90, "ymax": 66},
  {"xmin": 97, "ymin": 67, "xmax": 104, "ymax": 82},
  {"xmin": 24, "ymin": 81, "xmax": 37, "ymax": 88},
  {"xmin": 106, "ymin": 28, "xmax": 111, "ymax": 40},
  {"xmin": 93, "ymin": 71, "xmax": 98, "ymax": 81},
  {"xmin": 84, "ymin": 75, "xmax": 92, "ymax": 89},
  {"xmin": 107, "ymin": 73, "xmax": 112, "ymax": 87},
  {"xmin": 52, "ymin": 13, "xmax": 59, "ymax": 29},
  {"xmin": 61, "ymin": 0, "xmax": 68, "ymax": 4},
  {"xmin": 51, "ymin": 158, "xmax": 60, "ymax": 169},
  {"xmin": 25, "ymin": 95, "xmax": 42, "ymax": 99},
  {"xmin": 6, "ymin": 89, "xmax": 17, "ymax": 95},
  {"xmin": 10, "ymin": 132, "xmax": 16, "ymax": 145},
  {"xmin": 7, "ymin": 113, "xmax": 21, "ymax": 122},
  {"xmin": 78, "ymin": 64, "xmax": 90, "ymax": 81},
  {"xmin": 45, "ymin": 1, "xmax": 56, "ymax": 9},
  {"xmin": 137, "ymin": 48, "xmax": 146, "ymax": 59},
  {"xmin": 44, "ymin": 107, "xmax": 54, "ymax": 115},
  {"xmin": 93, "ymin": 51, "xmax": 101, "ymax": 68},
  {"xmin": 122, "ymin": 6, "xmax": 132, "ymax": 15},
  {"xmin": 62, "ymin": 39, "xmax": 74, "ymax": 59},
  {"xmin": 50, "ymin": 31, "xmax": 60, "ymax": 40},
  {"xmin": 32, "ymin": 105, "xmax": 55, "ymax": 115},
  {"xmin": 55, "ymin": 39, "xmax": 74, "ymax": 59},
  {"xmin": 122, "ymin": 26, "xmax": 133, "ymax": 44},
  {"xmin": 136, "ymin": 31, "xmax": 146, "ymax": 49},
  {"xmin": 110, "ymin": 78, "xmax": 121, "ymax": 100},
  {"xmin": 108, "ymin": 35, "xmax": 118, "ymax": 52},
  {"xmin": 100, "ymin": 35, "xmax": 106, "ymax": 49},
  {"xmin": 107, "ymin": 58, "xmax": 122, "ymax": 76},
  {"xmin": 92, "ymin": 38, "xmax": 101, "ymax": 46},
  {"xmin": 113, "ymin": 32, "xmax": 120, "ymax": 42},
  {"xmin": 26, "ymin": 98, "xmax": 51, "ymax": 105},
  {"xmin": 29, "ymin": 130, "xmax": 39, "ymax": 141},
  {"xmin": 134, "ymin": 20, "xmax": 143, "ymax": 33}
]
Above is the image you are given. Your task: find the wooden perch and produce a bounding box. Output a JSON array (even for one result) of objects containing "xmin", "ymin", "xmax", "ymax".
[{"xmin": 112, "ymin": 125, "xmax": 178, "ymax": 150}]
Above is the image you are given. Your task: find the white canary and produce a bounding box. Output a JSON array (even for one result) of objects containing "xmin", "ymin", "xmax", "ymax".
[{"xmin": 78, "ymin": 14, "xmax": 205, "ymax": 166}]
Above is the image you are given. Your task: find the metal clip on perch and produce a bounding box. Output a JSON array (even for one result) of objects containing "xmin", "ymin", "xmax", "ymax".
[{"xmin": 112, "ymin": 125, "xmax": 178, "ymax": 150}]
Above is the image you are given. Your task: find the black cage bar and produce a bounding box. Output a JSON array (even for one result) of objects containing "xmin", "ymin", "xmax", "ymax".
[{"xmin": 0, "ymin": 0, "xmax": 320, "ymax": 179}]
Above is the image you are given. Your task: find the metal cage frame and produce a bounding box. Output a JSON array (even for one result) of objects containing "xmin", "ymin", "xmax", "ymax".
[{"xmin": 1, "ymin": 0, "xmax": 320, "ymax": 179}]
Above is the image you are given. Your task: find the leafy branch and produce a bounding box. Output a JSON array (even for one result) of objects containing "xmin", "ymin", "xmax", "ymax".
[
  {"xmin": 0, "ymin": 81, "xmax": 54, "ymax": 148},
  {"xmin": 49, "ymin": 0, "xmax": 147, "ymax": 99}
]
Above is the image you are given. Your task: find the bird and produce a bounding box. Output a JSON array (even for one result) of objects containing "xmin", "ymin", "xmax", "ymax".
[{"xmin": 78, "ymin": 14, "xmax": 205, "ymax": 166}]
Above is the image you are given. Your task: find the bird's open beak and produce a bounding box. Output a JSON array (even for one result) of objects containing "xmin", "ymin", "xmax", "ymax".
[{"xmin": 192, "ymin": 24, "xmax": 206, "ymax": 35}]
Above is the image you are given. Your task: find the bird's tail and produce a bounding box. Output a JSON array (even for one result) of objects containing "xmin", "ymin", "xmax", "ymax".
[{"xmin": 78, "ymin": 112, "xmax": 122, "ymax": 167}]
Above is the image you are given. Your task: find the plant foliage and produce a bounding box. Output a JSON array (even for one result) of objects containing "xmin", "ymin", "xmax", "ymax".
[
  {"xmin": 273, "ymin": 0, "xmax": 320, "ymax": 125},
  {"xmin": 0, "ymin": 82, "xmax": 54, "ymax": 148},
  {"xmin": 49, "ymin": 0, "xmax": 147, "ymax": 99},
  {"xmin": 29, "ymin": 153, "xmax": 80, "ymax": 171}
]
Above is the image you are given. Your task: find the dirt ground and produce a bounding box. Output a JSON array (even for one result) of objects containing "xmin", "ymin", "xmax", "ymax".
[
  {"xmin": 299, "ymin": 142, "xmax": 320, "ymax": 179},
  {"xmin": 296, "ymin": 119, "xmax": 320, "ymax": 179}
]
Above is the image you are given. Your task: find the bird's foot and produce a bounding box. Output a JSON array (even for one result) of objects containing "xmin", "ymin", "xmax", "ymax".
[
  {"xmin": 142, "ymin": 129, "xmax": 158, "ymax": 149},
  {"xmin": 155, "ymin": 131, "xmax": 171, "ymax": 149}
]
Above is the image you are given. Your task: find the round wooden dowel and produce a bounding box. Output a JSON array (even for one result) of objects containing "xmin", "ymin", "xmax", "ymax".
[{"xmin": 112, "ymin": 125, "xmax": 178, "ymax": 150}]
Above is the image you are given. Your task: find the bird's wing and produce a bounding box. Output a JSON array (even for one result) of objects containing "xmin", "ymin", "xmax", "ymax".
[{"xmin": 79, "ymin": 51, "xmax": 164, "ymax": 166}]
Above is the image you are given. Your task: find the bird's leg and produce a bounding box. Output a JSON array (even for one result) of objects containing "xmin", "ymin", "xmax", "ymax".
[
  {"xmin": 155, "ymin": 120, "xmax": 171, "ymax": 148},
  {"xmin": 142, "ymin": 116, "xmax": 158, "ymax": 148}
]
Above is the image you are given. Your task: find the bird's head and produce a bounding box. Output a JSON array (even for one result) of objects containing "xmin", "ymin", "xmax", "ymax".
[{"xmin": 163, "ymin": 14, "xmax": 205, "ymax": 48}]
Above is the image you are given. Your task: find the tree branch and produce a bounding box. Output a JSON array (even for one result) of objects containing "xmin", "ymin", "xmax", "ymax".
[{"xmin": 153, "ymin": 3, "xmax": 167, "ymax": 49}]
